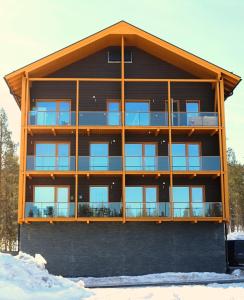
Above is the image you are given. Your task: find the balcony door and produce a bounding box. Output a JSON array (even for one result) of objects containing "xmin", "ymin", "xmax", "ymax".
[
  {"xmin": 172, "ymin": 186, "xmax": 204, "ymax": 217},
  {"xmin": 35, "ymin": 142, "xmax": 70, "ymax": 170},
  {"xmin": 186, "ymin": 101, "xmax": 200, "ymax": 126},
  {"xmin": 89, "ymin": 186, "xmax": 109, "ymax": 208},
  {"xmin": 32, "ymin": 100, "xmax": 71, "ymax": 125},
  {"xmin": 90, "ymin": 143, "xmax": 109, "ymax": 170},
  {"xmin": 125, "ymin": 143, "xmax": 157, "ymax": 170},
  {"xmin": 171, "ymin": 143, "xmax": 200, "ymax": 170},
  {"xmin": 125, "ymin": 186, "xmax": 157, "ymax": 217},
  {"xmin": 107, "ymin": 101, "xmax": 120, "ymax": 125},
  {"xmin": 125, "ymin": 101, "xmax": 150, "ymax": 126},
  {"xmin": 33, "ymin": 186, "xmax": 70, "ymax": 217}
]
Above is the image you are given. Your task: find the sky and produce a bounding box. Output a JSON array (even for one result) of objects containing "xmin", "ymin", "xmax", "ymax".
[{"xmin": 0, "ymin": 0, "xmax": 243, "ymax": 161}]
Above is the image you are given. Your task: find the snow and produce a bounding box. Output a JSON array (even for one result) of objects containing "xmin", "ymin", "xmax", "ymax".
[
  {"xmin": 0, "ymin": 252, "xmax": 92, "ymax": 300},
  {"xmin": 1, "ymin": 251, "xmax": 244, "ymax": 300},
  {"xmin": 228, "ymin": 231, "xmax": 244, "ymax": 240}
]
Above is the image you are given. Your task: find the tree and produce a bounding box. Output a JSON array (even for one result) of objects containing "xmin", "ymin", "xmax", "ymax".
[
  {"xmin": 0, "ymin": 108, "xmax": 19, "ymax": 251},
  {"xmin": 227, "ymin": 147, "xmax": 244, "ymax": 232}
]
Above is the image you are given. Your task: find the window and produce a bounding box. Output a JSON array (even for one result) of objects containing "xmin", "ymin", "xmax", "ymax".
[
  {"xmin": 108, "ymin": 48, "xmax": 132, "ymax": 63},
  {"xmin": 89, "ymin": 186, "xmax": 109, "ymax": 208},
  {"xmin": 34, "ymin": 186, "xmax": 70, "ymax": 217},
  {"xmin": 125, "ymin": 101, "xmax": 150, "ymax": 125},
  {"xmin": 125, "ymin": 186, "xmax": 157, "ymax": 217},
  {"xmin": 172, "ymin": 186, "xmax": 204, "ymax": 217},
  {"xmin": 171, "ymin": 143, "xmax": 200, "ymax": 170},
  {"xmin": 32, "ymin": 100, "xmax": 71, "ymax": 125},
  {"xmin": 107, "ymin": 101, "xmax": 120, "ymax": 125},
  {"xmin": 35, "ymin": 142, "xmax": 70, "ymax": 170},
  {"xmin": 90, "ymin": 143, "xmax": 109, "ymax": 170},
  {"xmin": 186, "ymin": 101, "xmax": 200, "ymax": 126},
  {"xmin": 125, "ymin": 143, "xmax": 157, "ymax": 170}
]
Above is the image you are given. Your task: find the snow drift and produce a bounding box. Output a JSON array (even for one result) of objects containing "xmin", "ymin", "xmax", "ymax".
[{"xmin": 0, "ymin": 252, "xmax": 92, "ymax": 300}]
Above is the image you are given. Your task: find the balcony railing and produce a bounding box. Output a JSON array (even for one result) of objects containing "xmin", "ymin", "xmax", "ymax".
[
  {"xmin": 171, "ymin": 112, "xmax": 218, "ymax": 126},
  {"xmin": 126, "ymin": 202, "xmax": 170, "ymax": 217},
  {"xmin": 173, "ymin": 202, "xmax": 222, "ymax": 217},
  {"xmin": 79, "ymin": 112, "xmax": 121, "ymax": 126},
  {"xmin": 26, "ymin": 156, "xmax": 76, "ymax": 171},
  {"xmin": 78, "ymin": 202, "xmax": 122, "ymax": 217},
  {"xmin": 171, "ymin": 156, "xmax": 220, "ymax": 171},
  {"xmin": 78, "ymin": 156, "xmax": 122, "ymax": 171},
  {"xmin": 125, "ymin": 156, "xmax": 169, "ymax": 171},
  {"xmin": 25, "ymin": 202, "xmax": 75, "ymax": 218},
  {"xmin": 125, "ymin": 112, "xmax": 168, "ymax": 126},
  {"xmin": 28, "ymin": 111, "xmax": 76, "ymax": 126}
]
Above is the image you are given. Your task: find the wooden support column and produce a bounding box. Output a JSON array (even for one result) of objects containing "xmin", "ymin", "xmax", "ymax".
[
  {"xmin": 22, "ymin": 76, "xmax": 29, "ymax": 220},
  {"xmin": 219, "ymin": 78, "xmax": 230, "ymax": 221},
  {"xmin": 18, "ymin": 76, "xmax": 27, "ymax": 222},
  {"xmin": 121, "ymin": 35, "xmax": 126, "ymax": 223},
  {"xmin": 216, "ymin": 81, "xmax": 225, "ymax": 218},
  {"xmin": 168, "ymin": 81, "xmax": 173, "ymax": 219},
  {"xmin": 75, "ymin": 80, "xmax": 79, "ymax": 219}
]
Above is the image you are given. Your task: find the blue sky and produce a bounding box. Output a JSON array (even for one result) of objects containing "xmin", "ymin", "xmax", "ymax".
[{"xmin": 0, "ymin": 0, "xmax": 243, "ymax": 161}]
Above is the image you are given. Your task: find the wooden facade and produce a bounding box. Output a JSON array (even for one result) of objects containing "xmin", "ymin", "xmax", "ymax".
[{"xmin": 4, "ymin": 21, "xmax": 241, "ymax": 224}]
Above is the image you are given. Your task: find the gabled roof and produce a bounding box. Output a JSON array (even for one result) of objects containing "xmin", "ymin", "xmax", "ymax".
[{"xmin": 4, "ymin": 21, "xmax": 241, "ymax": 106}]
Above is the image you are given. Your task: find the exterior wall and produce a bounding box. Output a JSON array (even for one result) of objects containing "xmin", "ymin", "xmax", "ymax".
[{"xmin": 20, "ymin": 222, "xmax": 226, "ymax": 277}]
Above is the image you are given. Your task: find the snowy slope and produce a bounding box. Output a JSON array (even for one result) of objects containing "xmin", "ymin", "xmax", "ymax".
[
  {"xmin": 228, "ymin": 231, "xmax": 244, "ymax": 240},
  {"xmin": 0, "ymin": 252, "xmax": 91, "ymax": 300}
]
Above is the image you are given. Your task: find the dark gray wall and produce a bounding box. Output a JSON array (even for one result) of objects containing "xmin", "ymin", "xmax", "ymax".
[{"xmin": 20, "ymin": 222, "xmax": 226, "ymax": 277}]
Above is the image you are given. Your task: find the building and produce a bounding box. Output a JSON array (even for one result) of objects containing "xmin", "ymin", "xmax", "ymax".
[{"xmin": 4, "ymin": 21, "xmax": 241, "ymax": 277}]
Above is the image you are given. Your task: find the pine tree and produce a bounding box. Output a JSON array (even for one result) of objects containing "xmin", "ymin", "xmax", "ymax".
[{"xmin": 0, "ymin": 108, "xmax": 19, "ymax": 251}]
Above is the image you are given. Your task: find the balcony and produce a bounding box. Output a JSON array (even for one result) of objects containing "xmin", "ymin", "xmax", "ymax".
[
  {"xmin": 172, "ymin": 112, "xmax": 218, "ymax": 127},
  {"xmin": 26, "ymin": 156, "xmax": 76, "ymax": 171},
  {"xmin": 125, "ymin": 112, "xmax": 168, "ymax": 126},
  {"xmin": 125, "ymin": 202, "xmax": 170, "ymax": 217},
  {"xmin": 79, "ymin": 112, "xmax": 121, "ymax": 126},
  {"xmin": 25, "ymin": 202, "xmax": 75, "ymax": 218},
  {"xmin": 125, "ymin": 156, "xmax": 169, "ymax": 171},
  {"xmin": 172, "ymin": 156, "xmax": 220, "ymax": 171},
  {"xmin": 28, "ymin": 111, "xmax": 76, "ymax": 126},
  {"xmin": 78, "ymin": 156, "xmax": 122, "ymax": 171},
  {"xmin": 78, "ymin": 202, "xmax": 122, "ymax": 217},
  {"xmin": 173, "ymin": 202, "xmax": 222, "ymax": 217}
]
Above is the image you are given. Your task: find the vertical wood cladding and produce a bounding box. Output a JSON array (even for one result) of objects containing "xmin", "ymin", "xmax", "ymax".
[{"xmin": 78, "ymin": 176, "xmax": 122, "ymax": 203}]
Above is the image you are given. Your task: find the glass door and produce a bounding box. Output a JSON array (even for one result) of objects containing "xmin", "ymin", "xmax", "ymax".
[
  {"xmin": 125, "ymin": 101, "xmax": 150, "ymax": 125},
  {"xmin": 90, "ymin": 143, "xmax": 109, "ymax": 170},
  {"xmin": 186, "ymin": 101, "xmax": 199, "ymax": 126},
  {"xmin": 171, "ymin": 143, "xmax": 200, "ymax": 170},
  {"xmin": 145, "ymin": 187, "xmax": 157, "ymax": 216},
  {"xmin": 191, "ymin": 187, "xmax": 204, "ymax": 216},
  {"xmin": 125, "ymin": 187, "xmax": 143, "ymax": 217},
  {"xmin": 172, "ymin": 186, "xmax": 190, "ymax": 217},
  {"xmin": 107, "ymin": 101, "xmax": 120, "ymax": 125},
  {"xmin": 144, "ymin": 144, "xmax": 156, "ymax": 170},
  {"xmin": 56, "ymin": 187, "xmax": 69, "ymax": 216},
  {"xmin": 90, "ymin": 186, "xmax": 109, "ymax": 209},
  {"xmin": 34, "ymin": 186, "xmax": 55, "ymax": 217}
]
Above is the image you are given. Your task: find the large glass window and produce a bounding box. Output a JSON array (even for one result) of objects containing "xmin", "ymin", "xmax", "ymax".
[
  {"xmin": 171, "ymin": 143, "xmax": 200, "ymax": 170},
  {"xmin": 125, "ymin": 101, "xmax": 150, "ymax": 125},
  {"xmin": 35, "ymin": 142, "xmax": 69, "ymax": 170},
  {"xmin": 125, "ymin": 186, "xmax": 157, "ymax": 217},
  {"xmin": 90, "ymin": 186, "xmax": 109, "ymax": 208},
  {"xmin": 90, "ymin": 143, "xmax": 109, "ymax": 170},
  {"xmin": 172, "ymin": 186, "xmax": 204, "ymax": 217},
  {"xmin": 34, "ymin": 101, "xmax": 71, "ymax": 125},
  {"xmin": 125, "ymin": 143, "xmax": 156, "ymax": 170},
  {"xmin": 186, "ymin": 101, "xmax": 200, "ymax": 126},
  {"xmin": 34, "ymin": 186, "xmax": 69, "ymax": 217}
]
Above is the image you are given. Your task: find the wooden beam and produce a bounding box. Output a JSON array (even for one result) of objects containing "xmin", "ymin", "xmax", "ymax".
[
  {"xmin": 188, "ymin": 128, "xmax": 194, "ymax": 136},
  {"xmin": 210, "ymin": 129, "xmax": 218, "ymax": 136},
  {"xmin": 51, "ymin": 128, "xmax": 56, "ymax": 136},
  {"xmin": 50, "ymin": 173, "xmax": 55, "ymax": 180}
]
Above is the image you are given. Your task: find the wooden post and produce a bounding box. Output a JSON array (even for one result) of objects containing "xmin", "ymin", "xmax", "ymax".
[
  {"xmin": 168, "ymin": 81, "xmax": 173, "ymax": 219},
  {"xmin": 75, "ymin": 80, "xmax": 79, "ymax": 219},
  {"xmin": 121, "ymin": 35, "xmax": 126, "ymax": 223}
]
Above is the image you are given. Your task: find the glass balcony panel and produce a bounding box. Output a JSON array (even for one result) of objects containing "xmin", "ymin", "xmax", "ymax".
[
  {"xmin": 28, "ymin": 111, "xmax": 76, "ymax": 126},
  {"xmin": 25, "ymin": 202, "xmax": 75, "ymax": 218},
  {"xmin": 171, "ymin": 112, "xmax": 218, "ymax": 126},
  {"xmin": 172, "ymin": 156, "xmax": 220, "ymax": 171},
  {"xmin": 173, "ymin": 202, "xmax": 222, "ymax": 217},
  {"xmin": 26, "ymin": 156, "xmax": 75, "ymax": 171},
  {"xmin": 173, "ymin": 202, "xmax": 191, "ymax": 217},
  {"xmin": 126, "ymin": 202, "xmax": 170, "ymax": 217},
  {"xmin": 125, "ymin": 156, "xmax": 169, "ymax": 171},
  {"xmin": 78, "ymin": 156, "xmax": 122, "ymax": 171},
  {"xmin": 204, "ymin": 202, "xmax": 222, "ymax": 217},
  {"xmin": 79, "ymin": 112, "xmax": 121, "ymax": 126},
  {"xmin": 125, "ymin": 112, "xmax": 168, "ymax": 126},
  {"xmin": 78, "ymin": 202, "xmax": 122, "ymax": 217}
]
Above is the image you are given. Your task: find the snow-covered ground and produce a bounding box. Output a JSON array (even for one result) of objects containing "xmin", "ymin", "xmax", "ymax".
[
  {"xmin": 228, "ymin": 231, "xmax": 244, "ymax": 240},
  {"xmin": 1, "ymin": 251, "xmax": 244, "ymax": 300}
]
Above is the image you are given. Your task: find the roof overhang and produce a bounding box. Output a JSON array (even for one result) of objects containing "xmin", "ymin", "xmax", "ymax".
[{"xmin": 4, "ymin": 21, "xmax": 241, "ymax": 108}]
